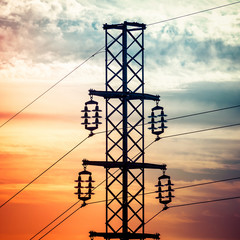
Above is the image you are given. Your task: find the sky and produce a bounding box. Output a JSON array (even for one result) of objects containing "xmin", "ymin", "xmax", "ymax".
[{"xmin": 0, "ymin": 0, "xmax": 240, "ymax": 239}]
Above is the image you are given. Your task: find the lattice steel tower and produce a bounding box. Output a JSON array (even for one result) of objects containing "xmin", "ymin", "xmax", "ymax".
[{"xmin": 81, "ymin": 21, "xmax": 167, "ymax": 240}]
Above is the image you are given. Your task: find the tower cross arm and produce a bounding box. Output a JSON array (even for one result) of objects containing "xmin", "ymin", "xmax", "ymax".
[
  {"xmin": 89, "ymin": 89, "xmax": 160, "ymax": 101},
  {"xmin": 82, "ymin": 159, "xmax": 166, "ymax": 170}
]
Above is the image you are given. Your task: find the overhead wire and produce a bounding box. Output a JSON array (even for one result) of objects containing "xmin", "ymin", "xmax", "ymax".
[
  {"xmin": 147, "ymin": 1, "xmax": 240, "ymax": 26},
  {"xmin": 93, "ymin": 104, "xmax": 240, "ymax": 133},
  {"xmin": 4, "ymin": 106, "xmax": 234, "ymax": 210},
  {"xmin": 36, "ymin": 199, "xmax": 107, "ymax": 240},
  {"xmin": 30, "ymin": 179, "xmax": 115, "ymax": 240},
  {"xmin": 166, "ymin": 104, "xmax": 240, "ymax": 122},
  {"xmin": 29, "ymin": 200, "xmax": 81, "ymax": 240},
  {"xmin": 133, "ymin": 123, "xmax": 240, "ymax": 160},
  {"xmin": 30, "ymin": 120, "xmax": 240, "ymax": 238},
  {"xmin": 34, "ymin": 176, "xmax": 240, "ymax": 239},
  {"xmin": 29, "ymin": 121, "xmax": 240, "ymax": 238},
  {"xmin": 3, "ymin": 1, "xmax": 240, "ymax": 236},
  {"xmin": 37, "ymin": 203, "xmax": 86, "ymax": 240},
  {"xmin": 28, "ymin": 105, "xmax": 240, "ymax": 238},
  {"xmin": 0, "ymin": 135, "xmax": 91, "ymax": 209},
  {"xmin": 0, "ymin": 45, "xmax": 105, "ymax": 129},
  {"xmin": 145, "ymin": 176, "xmax": 240, "ymax": 196},
  {"xmin": 145, "ymin": 207, "xmax": 168, "ymax": 225},
  {"xmin": 170, "ymin": 196, "xmax": 240, "ymax": 209},
  {"xmin": 145, "ymin": 196, "xmax": 240, "ymax": 225},
  {"xmin": 174, "ymin": 176, "xmax": 240, "ymax": 190},
  {"xmin": 30, "ymin": 168, "xmax": 119, "ymax": 239},
  {"xmin": 160, "ymin": 123, "xmax": 240, "ymax": 139},
  {"xmin": 3, "ymin": 104, "xmax": 238, "ymax": 209}
]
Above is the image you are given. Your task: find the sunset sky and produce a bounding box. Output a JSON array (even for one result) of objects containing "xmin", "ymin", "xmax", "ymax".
[{"xmin": 0, "ymin": 0, "xmax": 240, "ymax": 240}]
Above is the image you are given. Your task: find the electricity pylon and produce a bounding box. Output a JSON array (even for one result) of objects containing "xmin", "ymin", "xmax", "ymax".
[{"xmin": 81, "ymin": 21, "xmax": 166, "ymax": 240}]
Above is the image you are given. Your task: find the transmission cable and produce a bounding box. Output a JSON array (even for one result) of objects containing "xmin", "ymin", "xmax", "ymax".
[
  {"xmin": 161, "ymin": 123, "xmax": 240, "ymax": 140},
  {"xmin": 145, "ymin": 104, "xmax": 240, "ymax": 127},
  {"xmin": 30, "ymin": 167, "xmax": 120, "ymax": 239},
  {"xmin": 38, "ymin": 196, "xmax": 240, "ymax": 239},
  {"xmin": 0, "ymin": 46, "xmax": 105, "ymax": 129},
  {"xmin": 133, "ymin": 123, "xmax": 238, "ymax": 162},
  {"xmin": 31, "ymin": 122, "xmax": 240, "ymax": 237},
  {"xmin": 36, "ymin": 198, "xmax": 107, "ymax": 240},
  {"xmin": 2, "ymin": 121, "xmax": 239, "ymax": 209},
  {"xmin": 145, "ymin": 207, "xmax": 168, "ymax": 225},
  {"xmin": 94, "ymin": 104, "xmax": 240, "ymax": 134},
  {"xmin": 166, "ymin": 104, "xmax": 240, "ymax": 121},
  {"xmin": 147, "ymin": 1, "xmax": 240, "ymax": 26},
  {"xmin": 32, "ymin": 199, "xmax": 107, "ymax": 240},
  {"xmin": 145, "ymin": 176, "xmax": 240, "ymax": 196},
  {"xmin": 29, "ymin": 200, "xmax": 81, "ymax": 240},
  {"xmin": 145, "ymin": 196, "xmax": 240, "ymax": 225},
  {"xmin": 133, "ymin": 123, "xmax": 240, "ymax": 160},
  {"xmin": 171, "ymin": 196, "xmax": 240, "ymax": 209},
  {"xmin": 34, "ymin": 177, "xmax": 240, "ymax": 239},
  {"xmin": 174, "ymin": 176, "xmax": 240, "ymax": 190},
  {"xmin": 0, "ymin": 135, "xmax": 91, "ymax": 209},
  {"xmin": 37, "ymin": 202, "xmax": 86, "ymax": 240}
]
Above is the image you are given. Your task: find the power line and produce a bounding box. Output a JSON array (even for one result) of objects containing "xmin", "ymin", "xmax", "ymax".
[
  {"xmin": 138, "ymin": 123, "xmax": 240, "ymax": 159},
  {"xmin": 30, "ymin": 122, "xmax": 240, "ymax": 238},
  {"xmin": 145, "ymin": 176, "xmax": 240, "ymax": 196},
  {"xmin": 29, "ymin": 200, "xmax": 80, "ymax": 240},
  {"xmin": 38, "ymin": 203, "xmax": 86, "ymax": 240},
  {"xmin": 145, "ymin": 207, "xmax": 167, "ymax": 225},
  {"xmin": 174, "ymin": 176, "xmax": 240, "ymax": 190},
  {"xmin": 8, "ymin": 121, "xmax": 240, "ymax": 238},
  {"xmin": 0, "ymin": 135, "xmax": 90, "ymax": 209},
  {"xmin": 94, "ymin": 104, "xmax": 240, "ymax": 133},
  {"xmin": 94, "ymin": 105, "xmax": 240, "ymax": 155},
  {"xmin": 31, "ymin": 109, "xmax": 240, "ymax": 238},
  {"xmin": 147, "ymin": 1, "xmax": 240, "ymax": 26},
  {"xmin": 34, "ymin": 176, "xmax": 240, "ymax": 239},
  {"xmin": 30, "ymin": 168, "xmax": 120, "ymax": 239},
  {"xmin": 161, "ymin": 123, "xmax": 240, "ymax": 139},
  {"xmin": 145, "ymin": 196, "xmax": 240, "ymax": 224},
  {"xmin": 2, "ymin": 121, "xmax": 239, "ymax": 209},
  {"xmin": 34, "ymin": 199, "xmax": 107, "ymax": 240},
  {"xmin": 171, "ymin": 196, "xmax": 240, "ymax": 209},
  {"xmin": 166, "ymin": 104, "xmax": 240, "ymax": 122},
  {"xmin": 0, "ymin": 46, "xmax": 105, "ymax": 129},
  {"xmin": 137, "ymin": 123, "xmax": 240, "ymax": 161}
]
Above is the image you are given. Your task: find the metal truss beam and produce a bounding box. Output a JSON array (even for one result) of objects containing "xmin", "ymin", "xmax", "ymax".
[{"xmin": 88, "ymin": 21, "xmax": 160, "ymax": 240}]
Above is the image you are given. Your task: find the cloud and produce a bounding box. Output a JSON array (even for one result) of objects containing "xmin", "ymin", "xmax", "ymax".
[
  {"xmin": 0, "ymin": 0, "xmax": 104, "ymax": 64},
  {"xmin": 145, "ymin": 24, "xmax": 240, "ymax": 78},
  {"xmin": 1, "ymin": 0, "xmax": 239, "ymax": 66}
]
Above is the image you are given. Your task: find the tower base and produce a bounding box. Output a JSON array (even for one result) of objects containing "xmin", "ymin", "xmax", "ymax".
[{"xmin": 89, "ymin": 231, "xmax": 160, "ymax": 240}]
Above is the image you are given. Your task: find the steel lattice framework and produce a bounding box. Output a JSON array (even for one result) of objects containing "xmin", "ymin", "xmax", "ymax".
[
  {"xmin": 104, "ymin": 22, "xmax": 146, "ymax": 235},
  {"xmin": 84, "ymin": 21, "xmax": 166, "ymax": 240}
]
